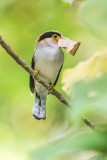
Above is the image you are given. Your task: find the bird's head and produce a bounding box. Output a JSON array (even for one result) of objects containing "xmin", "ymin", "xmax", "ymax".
[
  {"xmin": 36, "ymin": 31, "xmax": 62, "ymax": 47},
  {"xmin": 36, "ymin": 30, "xmax": 80, "ymax": 56}
]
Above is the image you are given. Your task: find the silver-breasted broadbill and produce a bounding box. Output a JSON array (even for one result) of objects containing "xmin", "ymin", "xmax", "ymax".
[{"xmin": 29, "ymin": 30, "xmax": 78, "ymax": 120}]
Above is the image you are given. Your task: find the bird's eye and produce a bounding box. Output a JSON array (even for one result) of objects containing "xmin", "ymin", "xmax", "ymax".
[{"xmin": 52, "ymin": 34, "xmax": 59, "ymax": 40}]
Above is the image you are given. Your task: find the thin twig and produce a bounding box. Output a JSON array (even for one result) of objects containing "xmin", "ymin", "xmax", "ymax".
[
  {"xmin": 82, "ymin": 117, "xmax": 96, "ymax": 130},
  {"xmin": 0, "ymin": 36, "xmax": 96, "ymax": 130}
]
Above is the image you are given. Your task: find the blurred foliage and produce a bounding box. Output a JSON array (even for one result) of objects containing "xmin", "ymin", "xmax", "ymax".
[
  {"xmin": 79, "ymin": 0, "xmax": 107, "ymax": 41},
  {"xmin": 62, "ymin": 49, "xmax": 107, "ymax": 94},
  {"xmin": 69, "ymin": 74, "xmax": 107, "ymax": 123},
  {"xmin": 0, "ymin": 0, "xmax": 107, "ymax": 160},
  {"xmin": 32, "ymin": 131, "xmax": 107, "ymax": 160}
]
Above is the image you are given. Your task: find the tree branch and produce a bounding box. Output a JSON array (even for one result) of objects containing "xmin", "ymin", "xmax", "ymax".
[{"xmin": 0, "ymin": 36, "xmax": 95, "ymax": 130}]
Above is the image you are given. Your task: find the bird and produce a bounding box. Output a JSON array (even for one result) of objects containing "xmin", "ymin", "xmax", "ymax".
[{"xmin": 29, "ymin": 30, "xmax": 65, "ymax": 120}]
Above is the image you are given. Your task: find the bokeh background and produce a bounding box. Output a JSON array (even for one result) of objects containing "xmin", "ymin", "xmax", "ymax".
[{"xmin": 0, "ymin": 0, "xmax": 107, "ymax": 159}]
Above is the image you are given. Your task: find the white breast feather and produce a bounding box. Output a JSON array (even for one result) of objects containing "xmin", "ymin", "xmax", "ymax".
[{"xmin": 34, "ymin": 46, "xmax": 64, "ymax": 83}]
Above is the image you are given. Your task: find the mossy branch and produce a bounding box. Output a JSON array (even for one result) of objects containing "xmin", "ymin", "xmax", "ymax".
[{"xmin": 0, "ymin": 36, "xmax": 95, "ymax": 130}]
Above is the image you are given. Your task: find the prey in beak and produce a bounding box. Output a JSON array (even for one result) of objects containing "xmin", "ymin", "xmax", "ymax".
[{"xmin": 58, "ymin": 37, "xmax": 80, "ymax": 56}]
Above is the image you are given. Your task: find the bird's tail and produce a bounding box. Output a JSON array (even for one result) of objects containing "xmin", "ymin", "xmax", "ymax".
[{"xmin": 32, "ymin": 93, "xmax": 47, "ymax": 120}]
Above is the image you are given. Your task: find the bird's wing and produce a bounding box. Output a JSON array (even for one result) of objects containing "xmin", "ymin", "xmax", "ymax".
[
  {"xmin": 29, "ymin": 55, "xmax": 35, "ymax": 93},
  {"xmin": 54, "ymin": 65, "xmax": 63, "ymax": 86}
]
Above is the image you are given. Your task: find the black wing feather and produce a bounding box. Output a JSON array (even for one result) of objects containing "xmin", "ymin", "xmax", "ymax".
[
  {"xmin": 54, "ymin": 65, "xmax": 63, "ymax": 86},
  {"xmin": 29, "ymin": 55, "xmax": 35, "ymax": 93}
]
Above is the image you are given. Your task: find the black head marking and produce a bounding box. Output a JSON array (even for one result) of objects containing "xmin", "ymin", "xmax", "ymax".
[{"xmin": 37, "ymin": 31, "xmax": 61, "ymax": 42}]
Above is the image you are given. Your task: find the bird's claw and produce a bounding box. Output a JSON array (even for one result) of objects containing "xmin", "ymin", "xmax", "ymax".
[
  {"xmin": 33, "ymin": 70, "xmax": 39, "ymax": 77},
  {"xmin": 48, "ymin": 84, "xmax": 54, "ymax": 93}
]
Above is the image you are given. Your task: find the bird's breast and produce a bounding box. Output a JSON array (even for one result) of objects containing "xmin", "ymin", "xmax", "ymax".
[{"xmin": 34, "ymin": 46, "xmax": 64, "ymax": 83}]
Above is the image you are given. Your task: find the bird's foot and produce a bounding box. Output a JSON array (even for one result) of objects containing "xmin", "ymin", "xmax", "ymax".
[
  {"xmin": 48, "ymin": 84, "xmax": 54, "ymax": 93},
  {"xmin": 33, "ymin": 70, "xmax": 39, "ymax": 77}
]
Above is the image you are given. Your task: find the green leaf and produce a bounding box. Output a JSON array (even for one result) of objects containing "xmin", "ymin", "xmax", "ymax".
[{"xmin": 70, "ymin": 75, "xmax": 107, "ymax": 121}]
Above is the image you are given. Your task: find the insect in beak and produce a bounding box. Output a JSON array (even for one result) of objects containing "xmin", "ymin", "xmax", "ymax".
[{"xmin": 58, "ymin": 37, "xmax": 80, "ymax": 56}]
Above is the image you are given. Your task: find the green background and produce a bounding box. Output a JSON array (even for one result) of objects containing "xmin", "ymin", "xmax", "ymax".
[{"xmin": 0, "ymin": 0, "xmax": 107, "ymax": 159}]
